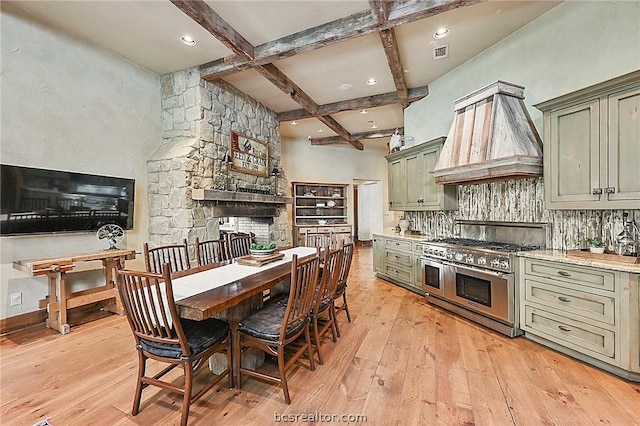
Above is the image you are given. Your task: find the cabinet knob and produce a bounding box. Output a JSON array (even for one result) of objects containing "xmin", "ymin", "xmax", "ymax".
[
  {"xmin": 558, "ymin": 296, "xmax": 571, "ymax": 302},
  {"xmin": 604, "ymin": 187, "xmax": 616, "ymax": 194},
  {"xmin": 558, "ymin": 325, "xmax": 572, "ymax": 332},
  {"xmin": 557, "ymin": 271, "xmax": 571, "ymax": 277},
  {"xmin": 592, "ymin": 188, "xmax": 603, "ymax": 195}
]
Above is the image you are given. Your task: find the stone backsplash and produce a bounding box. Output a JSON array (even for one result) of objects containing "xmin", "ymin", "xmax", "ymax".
[
  {"xmin": 404, "ymin": 178, "xmax": 640, "ymax": 250},
  {"xmin": 146, "ymin": 69, "xmax": 288, "ymax": 249}
]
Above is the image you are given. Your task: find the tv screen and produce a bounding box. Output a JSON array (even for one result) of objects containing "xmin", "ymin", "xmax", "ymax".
[{"xmin": 0, "ymin": 164, "xmax": 135, "ymax": 236}]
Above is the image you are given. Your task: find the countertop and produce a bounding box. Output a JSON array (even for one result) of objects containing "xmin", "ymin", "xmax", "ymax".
[
  {"xmin": 517, "ymin": 250, "xmax": 640, "ymax": 273},
  {"xmin": 373, "ymin": 229, "xmax": 432, "ymax": 241}
]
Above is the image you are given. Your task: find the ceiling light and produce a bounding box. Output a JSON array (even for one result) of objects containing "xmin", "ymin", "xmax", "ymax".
[
  {"xmin": 366, "ymin": 78, "xmax": 377, "ymax": 86},
  {"xmin": 290, "ymin": 121, "xmax": 298, "ymax": 126},
  {"xmin": 371, "ymin": 124, "xmax": 378, "ymax": 129},
  {"xmin": 180, "ymin": 35, "xmax": 197, "ymax": 46},
  {"xmin": 316, "ymin": 128, "xmax": 324, "ymax": 133},
  {"xmin": 339, "ymin": 83, "xmax": 353, "ymax": 91},
  {"xmin": 433, "ymin": 28, "xmax": 450, "ymax": 39},
  {"xmin": 360, "ymin": 109, "xmax": 368, "ymax": 114}
]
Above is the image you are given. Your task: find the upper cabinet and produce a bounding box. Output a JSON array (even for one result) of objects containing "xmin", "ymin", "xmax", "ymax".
[
  {"xmin": 386, "ymin": 137, "xmax": 457, "ymax": 211},
  {"xmin": 535, "ymin": 71, "xmax": 640, "ymax": 209}
]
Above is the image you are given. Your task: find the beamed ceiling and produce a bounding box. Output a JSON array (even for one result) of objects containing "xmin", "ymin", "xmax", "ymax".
[{"xmin": 9, "ymin": 0, "xmax": 562, "ymax": 150}]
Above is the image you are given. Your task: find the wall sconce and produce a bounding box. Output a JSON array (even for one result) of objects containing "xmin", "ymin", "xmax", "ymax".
[
  {"xmin": 270, "ymin": 167, "xmax": 280, "ymax": 177},
  {"xmin": 271, "ymin": 167, "xmax": 281, "ymax": 196},
  {"xmin": 224, "ymin": 153, "xmax": 233, "ymax": 190}
]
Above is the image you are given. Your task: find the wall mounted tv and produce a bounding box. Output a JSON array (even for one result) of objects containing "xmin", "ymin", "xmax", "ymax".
[{"xmin": 0, "ymin": 164, "xmax": 135, "ymax": 236}]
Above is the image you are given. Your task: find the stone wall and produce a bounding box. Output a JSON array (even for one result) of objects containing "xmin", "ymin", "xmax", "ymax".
[
  {"xmin": 147, "ymin": 69, "xmax": 288, "ymax": 249},
  {"xmin": 404, "ymin": 178, "xmax": 640, "ymax": 250}
]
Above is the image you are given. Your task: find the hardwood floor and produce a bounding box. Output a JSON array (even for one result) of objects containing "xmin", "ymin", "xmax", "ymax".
[{"xmin": 2, "ymin": 246, "xmax": 639, "ymax": 425}]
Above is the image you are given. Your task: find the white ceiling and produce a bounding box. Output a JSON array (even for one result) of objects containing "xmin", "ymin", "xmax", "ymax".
[{"xmin": 8, "ymin": 0, "xmax": 562, "ymax": 148}]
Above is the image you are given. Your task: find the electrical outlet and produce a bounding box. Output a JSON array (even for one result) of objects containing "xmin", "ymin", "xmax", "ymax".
[{"xmin": 10, "ymin": 292, "xmax": 22, "ymax": 306}]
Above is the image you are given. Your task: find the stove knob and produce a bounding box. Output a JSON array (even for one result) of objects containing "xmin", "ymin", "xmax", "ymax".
[
  {"xmin": 446, "ymin": 251, "xmax": 453, "ymax": 260},
  {"xmin": 439, "ymin": 250, "xmax": 446, "ymax": 257},
  {"xmin": 466, "ymin": 254, "xmax": 474, "ymax": 264},
  {"xmin": 491, "ymin": 259, "xmax": 501, "ymax": 268},
  {"xmin": 455, "ymin": 253, "xmax": 464, "ymax": 262},
  {"xmin": 477, "ymin": 256, "xmax": 487, "ymax": 265},
  {"xmin": 500, "ymin": 260, "xmax": 510, "ymax": 269}
]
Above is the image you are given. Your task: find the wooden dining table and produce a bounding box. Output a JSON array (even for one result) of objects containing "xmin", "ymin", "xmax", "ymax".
[{"xmin": 171, "ymin": 246, "xmax": 318, "ymax": 384}]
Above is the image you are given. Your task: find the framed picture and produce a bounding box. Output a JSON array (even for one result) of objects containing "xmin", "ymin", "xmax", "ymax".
[{"xmin": 229, "ymin": 131, "xmax": 269, "ymax": 177}]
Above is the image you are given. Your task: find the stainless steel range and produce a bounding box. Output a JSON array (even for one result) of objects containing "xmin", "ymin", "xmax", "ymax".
[{"xmin": 421, "ymin": 220, "xmax": 548, "ymax": 337}]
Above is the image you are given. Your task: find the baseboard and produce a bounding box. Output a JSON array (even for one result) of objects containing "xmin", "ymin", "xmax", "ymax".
[{"xmin": 0, "ymin": 309, "xmax": 47, "ymax": 335}]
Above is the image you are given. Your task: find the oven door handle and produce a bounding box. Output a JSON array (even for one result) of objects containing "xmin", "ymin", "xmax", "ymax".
[{"xmin": 440, "ymin": 260, "xmax": 510, "ymax": 279}]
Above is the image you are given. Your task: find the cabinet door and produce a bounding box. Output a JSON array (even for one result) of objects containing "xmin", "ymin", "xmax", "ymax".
[
  {"xmin": 607, "ymin": 86, "xmax": 640, "ymax": 204},
  {"xmin": 420, "ymin": 146, "xmax": 441, "ymax": 208},
  {"xmin": 388, "ymin": 158, "xmax": 405, "ymax": 211},
  {"xmin": 373, "ymin": 237, "xmax": 385, "ymax": 273},
  {"xmin": 546, "ymin": 99, "xmax": 602, "ymax": 208},
  {"xmin": 404, "ymin": 153, "xmax": 423, "ymax": 209}
]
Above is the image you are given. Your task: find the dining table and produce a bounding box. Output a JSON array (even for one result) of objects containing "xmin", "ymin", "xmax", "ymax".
[{"xmin": 171, "ymin": 246, "xmax": 319, "ymax": 385}]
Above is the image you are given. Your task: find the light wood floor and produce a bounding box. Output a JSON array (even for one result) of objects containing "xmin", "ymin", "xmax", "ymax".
[{"xmin": 2, "ymin": 246, "xmax": 639, "ymax": 425}]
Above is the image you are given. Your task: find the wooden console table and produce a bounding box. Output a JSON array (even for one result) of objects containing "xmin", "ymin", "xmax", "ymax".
[{"xmin": 13, "ymin": 249, "xmax": 136, "ymax": 334}]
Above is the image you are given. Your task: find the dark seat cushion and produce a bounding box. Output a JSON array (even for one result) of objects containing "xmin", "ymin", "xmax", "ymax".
[
  {"xmin": 238, "ymin": 301, "xmax": 306, "ymax": 341},
  {"xmin": 139, "ymin": 317, "xmax": 229, "ymax": 359},
  {"xmin": 335, "ymin": 283, "xmax": 347, "ymax": 297}
]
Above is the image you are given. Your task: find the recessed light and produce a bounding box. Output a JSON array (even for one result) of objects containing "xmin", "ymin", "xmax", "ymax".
[
  {"xmin": 180, "ymin": 35, "xmax": 197, "ymax": 46},
  {"xmin": 290, "ymin": 121, "xmax": 298, "ymax": 126},
  {"xmin": 433, "ymin": 28, "xmax": 450, "ymax": 39},
  {"xmin": 366, "ymin": 78, "xmax": 377, "ymax": 86},
  {"xmin": 339, "ymin": 83, "xmax": 353, "ymax": 91},
  {"xmin": 360, "ymin": 109, "xmax": 368, "ymax": 114},
  {"xmin": 371, "ymin": 124, "xmax": 378, "ymax": 129},
  {"xmin": 316, "ymin": 128, "xmax": 324, "ymax": 133}
]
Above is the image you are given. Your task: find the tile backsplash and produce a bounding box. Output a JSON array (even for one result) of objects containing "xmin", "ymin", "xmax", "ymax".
[{"xmin": 404, "ymin": 178, "xmax": 639, "ymax": 251}]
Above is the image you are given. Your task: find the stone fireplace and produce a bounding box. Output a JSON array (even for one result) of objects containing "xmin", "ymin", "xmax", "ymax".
[{"xmin": 146, "ymin": 69, "xmax": 290, "ymax": 249}]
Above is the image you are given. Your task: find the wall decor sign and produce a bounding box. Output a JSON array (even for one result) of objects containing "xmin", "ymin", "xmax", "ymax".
[{"xmin": 230, "ymin": 131, "xmax": 269, "ymax": 177}]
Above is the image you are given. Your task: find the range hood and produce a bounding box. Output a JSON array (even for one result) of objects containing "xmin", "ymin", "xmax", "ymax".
[{"xmin": 433, "ymin": 81, "xmax": 543, "ymax": 185}]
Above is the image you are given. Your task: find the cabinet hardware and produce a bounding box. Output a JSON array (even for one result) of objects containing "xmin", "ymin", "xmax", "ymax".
[
  {"xmin": 557, "ymin": 271, "xmax": 571, "ymax": 277},
  {"xmin": 592, "ymin": 188, "xmax": 603, "ymax": 195},
  {"xmin": 558, "ymin": 296, "xmax": 571, "ymax": 302},
  {"xmin": 604, "ymin": 187, "xmax": 616, "ymax": 193},
  {"xmin": 558, "ymin": 325, "xmax": 572, "ymax": 332}
]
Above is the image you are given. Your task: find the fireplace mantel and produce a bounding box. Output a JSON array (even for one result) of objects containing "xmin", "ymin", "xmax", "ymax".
[{"xmin": 191, "ymin": 188, "xmax": 293, "ymax": 204}]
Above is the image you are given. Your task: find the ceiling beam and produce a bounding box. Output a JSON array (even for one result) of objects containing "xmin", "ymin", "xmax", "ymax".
[
  {"xmin": 200, "ymin": 0, "xmax": 484, "ymax": 79},
  {"xmin": 369, "ymin": 0, "xmax": 389, "ymax": 25},
  {"xmin": 277, "ymin": 85, "xmax": 429, "ymax": 122},
  {"xmin": 255, "ymin": 64, "xmax": 364, "ymax": 150},
  {"xmin": 170, "ymin": 0, "xmax": 254, "ymax": 61},
  {"xmin": 310, "ymin": 127, "xmax": 402, "ymax": 146},
  {"xmin": 378, "ymin": 28, "xmax": 409, "ymax": 101}
]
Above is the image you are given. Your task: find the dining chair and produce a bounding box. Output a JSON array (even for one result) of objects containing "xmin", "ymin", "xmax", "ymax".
[
  {"xmin": 227, "ymin": 234, "xmax": 253, "ymax": 258},
  {"xmin": 143, "ymin": 239, "xmax": 191, "ymax": 274},
  {"xmin": 304, "ymin": 230, "xmax": 333, "ymax": 249},
  {"xmin": 310, "ymin": 246, "xmax": 344, "ymax": 365},
  {"xmin": 116, "ymin": 264, "xmax": 232, "ymax": 426},
  {"xmin": 195, "ymin": 237, "xmax": 230, "ymax": 266},
  {"xmin": 235, "ymin": 250, "xmax": 320, "ymax": 404},
  {"xmin": 334, "ymin": 242, "xmax": 354, "ymax": 337}
]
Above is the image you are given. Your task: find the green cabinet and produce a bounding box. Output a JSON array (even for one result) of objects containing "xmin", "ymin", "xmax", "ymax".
[
  {"xmin": 536, "ymin": 71, "xmax": 640, "ymax": 209},
  {"xmin": 372, "ymin": 233, "xmax": 425, "ymax": 295},
  {"xmin": 386, "ymin": 137, "xmax": 457, "ymax": 212}
]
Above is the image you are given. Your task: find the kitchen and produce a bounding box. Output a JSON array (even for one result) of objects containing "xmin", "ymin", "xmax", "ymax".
[{"xmin": 2, "ymin": 0, "xmax": 640, "ymax": 424}]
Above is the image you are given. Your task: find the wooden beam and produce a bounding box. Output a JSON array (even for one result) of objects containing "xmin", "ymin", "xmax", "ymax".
[
  {"xmin": 255, "ymin": 64, "xmax": 363, "ymax": 150},
  {"xmin": 170, "ymin": 0, "xmax": 254, "ymax": 60},
  {"xmin": 310, "ymin": 127, "xmax": 402, "ymax": 146},
  {"xmin": 369, "ymin": 0, "xmax": 389, "ymax": 24},
  {"xmin": 200, "ymin": 0, "xmax": 484, "ymax": 79},
  {"xmin": 277, "ymin": 85, "xmax": 429, "ymax": 122},
  {"xmin": 379, "ymin": 28, "xmax": 408, "ymax": 100}
]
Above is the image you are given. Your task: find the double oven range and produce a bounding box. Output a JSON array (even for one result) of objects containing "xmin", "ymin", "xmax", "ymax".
[{"xmin": 421, "ymin": 221, "xmax": 548, "ymax": 337}]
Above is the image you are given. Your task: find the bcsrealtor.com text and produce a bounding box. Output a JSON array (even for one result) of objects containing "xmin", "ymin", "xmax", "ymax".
[{"xmin": 274, "ymin": 412, "xmax": 368, "ymax": 422}]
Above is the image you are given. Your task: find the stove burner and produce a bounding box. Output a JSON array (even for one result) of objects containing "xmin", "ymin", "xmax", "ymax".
[{"xmin": 430, "ymin": 238, "xmax": 539, "ymax": 253}]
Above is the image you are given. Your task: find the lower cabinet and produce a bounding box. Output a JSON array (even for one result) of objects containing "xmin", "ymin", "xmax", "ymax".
[
  {"xmin": 293, "ymin": 225, "xmax": 352, "ymax": 247},
  {"xmin": 519, "ymin": 257, "xmax": 640, "ymax": 381},
  {"xmin": 372, "ymin": 233, "xmax": 425, "ymax": 295}
]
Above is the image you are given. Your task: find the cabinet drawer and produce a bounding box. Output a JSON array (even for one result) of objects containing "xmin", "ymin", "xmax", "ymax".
[
  {"xmin": 523, "ymin": 259, "xmax": 615, "ymax": 292},
  {"xmin": 384, "ymin": 263, "xmax": 413, "ymax": 284},
  {"xmin": 524, "ymin": 278, "xmax": 615, "ymax": 325},
  {"xmin": 333, "ymin": 226, "xmax": 352, "ymax": 233},
  {"xmin": 524, "ymin": 306, "xmax": 615, "ymax": 359},
  {"xmin": 298, "ymin": 227, "xmax": 318, "ymax": 233},
  {"xmin": 317, "ymin": 226, "xmax": 335, "ymax": 233},
  {"xmin": 385, "ymin": 239, "xmax": 412, "ymax": 251},
  {"xmin": 384, "ymin": 250, "xmax": 412, "ymax": 267}
]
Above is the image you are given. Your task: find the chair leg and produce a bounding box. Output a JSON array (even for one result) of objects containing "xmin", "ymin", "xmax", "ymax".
[
  {"xmin": 328, "ymin": 305, "xmax": 338, "ymax": 342},
  {"xmin": 304, "ymin": 324, "xmax": 315, "ymax": 372},
  {"xmin": 181, "ymin": 362, "xmax": 193, "ymax": 426},
  {"xmin": 235, "ymin": 331, "xmax": 242, "ymax": 390},
  {"xmin": 132, "ymin": 351, "xmax": 145, "ymax": 416},
  {"xmin": 334, "ymin": 304, "xmax": 342, "ymax": 338},
  {"xmin": 278, "ymin": 345, "xmax": 291, "ymax": 404},
  {"xmin": 226, "ymin": 333, "xmax": 234, "ymax": 388},
  {"xmin": 342, "ymin": 292, "xmax": 352, "ymax": 322},
  {"xmin": 312, "ymin": 316, "xmax": 324, "ymax": 365}
]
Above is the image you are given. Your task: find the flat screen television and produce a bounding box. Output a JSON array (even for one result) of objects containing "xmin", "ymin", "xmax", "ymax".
[{"xmin": 0, "ymin": 164, "xmax": 135, "ymax": 236}]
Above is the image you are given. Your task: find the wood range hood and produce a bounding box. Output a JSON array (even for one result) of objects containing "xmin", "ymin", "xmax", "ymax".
[
  {"xmin": 433, "ymin": 81, "xmax": 543, "ymax": 185},
  {"xmin": 191, "ymin": 188, "xmax": 292, "ymax": 217}
]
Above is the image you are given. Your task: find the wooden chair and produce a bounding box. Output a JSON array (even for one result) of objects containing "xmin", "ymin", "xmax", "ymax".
[
  {"xmin": 195, "ymin": 237, "xmax": 230, "ymax": 266},
  {"xmin": 235, "ymin": 250, "xmax": 320, "ymax": 404},
  {"xmin": 227, "ymin": 234, "xmax": 253, "ymax": 258},
  {"xmin": 310, "ymin": 246, "xmax": 344, "ymax": 364},
  {"xmin": 304, "ymin": 230, "xmax": 333, "ymax": 249},
  {"xmin": 143, "ymin": 239, "xmax": 190, "ymax": 274},
  {"xmin": 116, "ymin": 264, "xmax": 231, "ymax": 426},
  {"xmin": 334, "ymin": 242, "xmax": 354, "ymax": 336}
]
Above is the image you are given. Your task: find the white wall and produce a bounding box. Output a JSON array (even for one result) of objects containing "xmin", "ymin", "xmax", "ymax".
[
  {"xmin": 0, "ymin": 4, "xmax": 160, "ymax": 319},
  {"xmin": 281, "ymin": 139, "xmax": 397, "ymax": 239},
  {"xmin": 405, "ymin": 1, "xmax": 640, "ymax": 142}
]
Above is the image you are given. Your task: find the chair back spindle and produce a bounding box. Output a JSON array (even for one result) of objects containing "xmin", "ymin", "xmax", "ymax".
[{"xmin": 143, "ymin": 239, "xmax": 191, "ymax": 274}]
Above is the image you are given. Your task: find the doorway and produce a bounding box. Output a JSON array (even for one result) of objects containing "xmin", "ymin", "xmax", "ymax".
[{"xmin": 353, "ymin": 180, "xmax": 383, "ymax": 245}]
